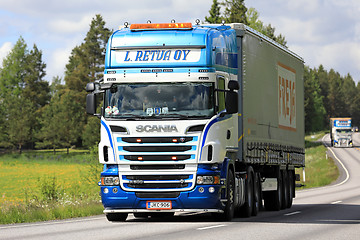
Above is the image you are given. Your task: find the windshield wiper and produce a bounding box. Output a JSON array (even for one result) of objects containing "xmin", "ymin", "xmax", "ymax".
[
  {"xmin": 161, "ymin": 113, "xmax": 189, "ymax": 119},
  {"xmin": 111, "ymin": 113, "xmax": 147, "ymax": 120}
]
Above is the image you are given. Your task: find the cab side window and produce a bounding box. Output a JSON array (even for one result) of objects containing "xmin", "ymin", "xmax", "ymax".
[{"xmin": 217, "ymin": 76, "xmax": 226, "ymax": 113}]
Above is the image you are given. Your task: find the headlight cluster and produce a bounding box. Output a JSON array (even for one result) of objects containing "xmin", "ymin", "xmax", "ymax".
[
  {"xmin": 101, "ymin": 176, "xmax": 120, "ymax": 186},
  {"xmin": 196, "ymin": 175, "xmax": 220, "ymax": 185}
]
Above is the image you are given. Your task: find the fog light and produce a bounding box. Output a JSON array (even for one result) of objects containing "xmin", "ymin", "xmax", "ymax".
[
  {"xmin": 209, "ymin": 187, "xmax": 215, "ymax": 193},
  {"xmin": 103, "ymin": 187, "xmax": 109, "ymax": 194},
  {"xmin": 199, "ymin": 187, "xmax": 204, "ymax": 193},
  {"xmin": 113, "ymin": 188, "xmax": 118, "ymax": 193}
]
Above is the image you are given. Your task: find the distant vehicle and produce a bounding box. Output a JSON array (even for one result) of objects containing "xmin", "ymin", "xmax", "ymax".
[
  {"xmin": 330, "ymin": 118, "xmax": 353, "ymax": 147},
  {"xmin": 353, "ymin": 126, "xmax": 358, "ymax": 132}
]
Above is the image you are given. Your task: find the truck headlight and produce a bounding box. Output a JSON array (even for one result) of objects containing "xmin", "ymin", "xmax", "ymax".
[
  {"xmin": 101, "ymin": 176, "xmax": 120, "ymax": 186},
  {"xmin": 196, "ymin": 175, "xmax": 220, "ymax": 185}
]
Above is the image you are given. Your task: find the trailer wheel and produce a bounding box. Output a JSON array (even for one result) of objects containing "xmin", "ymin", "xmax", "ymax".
[
  {"xmin": 239, "ymin": 166, "xmax": 254, "ymax": 217},
  {"xmin": 217, "ymin": 169, "xmax": 235, "ymax": 221},
  {"xmin": 287, "ymin": 170, "xmax": 294, "ymax": 208},
  {"xmin": 282, "ymin": 170, "xmax": 289, "ymax": 209},
  {"xmin": 252, "ymin": 172, "xmax": 261, "ymax": 216},
  {"xmin": 106, "ymin": 213, "xmax": 128, "ymax": 222}
]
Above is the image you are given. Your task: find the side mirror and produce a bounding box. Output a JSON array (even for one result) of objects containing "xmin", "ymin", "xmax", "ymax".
[
  {"xmin": 86, "ymin": 93, "xmax": 97, "ymax": 115},
  {"xmin": 86, "ymin": 82, "xmax": 96, "ymax": 92},
  {"xmin": 225, "ymin": 91, "xmax": 238, "ymax": 114},
  {"xmin": 228, "ymin": 80, "xmax": 239, "ymax": 91}
]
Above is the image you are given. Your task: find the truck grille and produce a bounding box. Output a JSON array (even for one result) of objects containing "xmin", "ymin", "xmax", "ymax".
[
  {"xmin": 117, "ymin": 136, "xmax": 198, "ymax": 162},
  {"xmin": 122, "ymin": 174, "xmax": 193, "ymax": 190},
  {"xmin": 116, "ymin": 136, "xmax": 199, "ymax": 192}
]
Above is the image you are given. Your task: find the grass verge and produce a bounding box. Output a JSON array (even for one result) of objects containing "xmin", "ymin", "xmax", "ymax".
[
  {"xmin": 0, "ymin": 149, "xmax": 104, "ymax": 224},
  {"xmin": 296, "ymin": 131, "xmax": 339, "ymax": 189}
]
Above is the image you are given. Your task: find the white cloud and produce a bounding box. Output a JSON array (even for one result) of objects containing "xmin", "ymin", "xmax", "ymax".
[
  {"xmin": 47, "ymin": 46, "xmax": 73, "ymax": 80},
  {"xmin": 245, "ymin": 0, "xmax": 360, "ymax": 81},
  {"xmin": 48, "ymin": 15, "xmax": 94, "ymax": 34},
  {"xmin": 0, "ymin": 42, "xmax": 13, "ymax": 66}
]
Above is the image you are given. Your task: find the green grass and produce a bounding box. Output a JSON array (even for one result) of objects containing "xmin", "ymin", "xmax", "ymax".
[
  {"xmin": 0, "ymin": 133, "xmax": 340, "ymax": 224},
  {"xmin": 0, "ymin": 150, "xmax": 104, "ymax": 224},
  {"xmin": 296, "ymin": 131, "xmax": 339, "ymax": 188}
]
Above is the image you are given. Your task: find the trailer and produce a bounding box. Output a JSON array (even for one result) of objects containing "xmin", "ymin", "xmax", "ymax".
[{"xmin": 86, "ymin": 21, "xmax": 305, "ymax": 221}]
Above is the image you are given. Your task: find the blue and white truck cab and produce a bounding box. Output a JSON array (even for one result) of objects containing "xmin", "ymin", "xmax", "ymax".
[{"xmin": 86, "ymin": 21, "xmax": 305, "ymax": 221}]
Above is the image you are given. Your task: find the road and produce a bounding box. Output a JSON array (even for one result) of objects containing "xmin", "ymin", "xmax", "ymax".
[{"xmin": 1, "ymin": 134, "xmax": 360, "ymax": 240}]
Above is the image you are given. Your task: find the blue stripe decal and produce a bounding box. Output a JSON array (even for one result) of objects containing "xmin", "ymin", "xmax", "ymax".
[
  {"xmin": 199, "ymin": 117, "xmax": 219, "ymax": 161},
  {"xmin": 101, "ymin": 120, "xmax": 115, "ymax": 162},
  {"xmin": 199, "ymin": 114, "xmax": 233, "ymax": 161}
]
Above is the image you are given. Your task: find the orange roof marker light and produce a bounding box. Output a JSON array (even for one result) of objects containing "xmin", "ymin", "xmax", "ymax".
[{"xmin": 130, "ymin": 22, "xmax": 193, "ymax": 31}]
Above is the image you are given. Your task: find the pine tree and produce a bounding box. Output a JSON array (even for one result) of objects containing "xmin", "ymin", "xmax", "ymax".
[
  {"xmin": 0, "ymin": 37, "xmax": 29, "ymax": 150},
  {"xmin": 0, "ymin": 37, "xmax": 50, "ymax": 151},
  {"xmin": 304, "ymin": 66, "xmax": 326, "ymax": 132},
  {"xmin": 23, "ymin": 44, "xmax": 50, "ymax": 108},
  {"xmin": 205, "ymin": 0, "xmax": 222, "ymax": 24},
  {"xmin": 23, "ymin": 44, "xmax": 50, "ymax": 148},
  {"xmin": 222, "ymin": 0, "xmax": 248, "ymax": 24},
  {"xmin": 62, "ymin": 14, "xmax": 112, "ymax": 149},
  {"xmin": 65, "ymin": 14, "xmax": 111, "ymax": 92},
  {"xmin": 327, "ymin": 69, "xmax": 346, "ymax": 118},
  {"xmin": 37, "ymin": 92, "xmax": 64, "ymax": 153},
  {"xmin": 341, "ymin": 74, "xmax": 357, "ymax": 117}
]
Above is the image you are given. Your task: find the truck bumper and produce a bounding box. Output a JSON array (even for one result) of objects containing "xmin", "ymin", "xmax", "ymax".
[
  {"xmin": 100, "ymin": 185, "xmax": 224, "ymax": 213},
  {"xmin": 334, "ymin": 139, "xmax": 353, "ymax": 147}
]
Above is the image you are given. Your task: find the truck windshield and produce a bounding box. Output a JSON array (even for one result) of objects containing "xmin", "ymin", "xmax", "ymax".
[
  {"xmin": 336, "ymin": 129, "xmax": 352, "ymax": 133},
  {"xmin": 104, "ymin": 82, "xmax": 215, "ymax": 119}
]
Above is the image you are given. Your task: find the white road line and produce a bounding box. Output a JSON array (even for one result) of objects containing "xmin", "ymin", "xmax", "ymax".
[
  {"xmin": 322, "ymin": 134, "xmax": 350, "ymax": 187},
  {"xmin": 284, "ymin": 211, "xmax": 301, "ymax": 216},
  {"xmin": 331, "ymin": 200, "xmax": 343, "ymax": 204},
  {"xmin": 0, "ymin": 216, "xmax": 105, "ymax": 230},
  {"xmin": 300, "ymin": 135, "xmax": 350, "ymax": 194},
  {"xmin": 197, "ymin": 224, "xmax": 226, "ymax": 230}
]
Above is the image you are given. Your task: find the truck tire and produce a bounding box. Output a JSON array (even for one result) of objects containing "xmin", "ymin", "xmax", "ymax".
[
  {"xmin": 216, "ymin": 169, "xmax": 235, "ymax": 221},
  {"xmin": 106, "ymin": 213, "xmax": 128, "ymax": 222},
  {"xmin": 264, "ymin": 168, "xmax": 283, "ymax": 211},
  {"xmin": 239, "ymin": 166, "xmax": 254, "ymax": 217},
  {"xmin": 281, "ymin": 170, "xmax": 289, "ymax": 210},
  {"xmin": 252, "ymin": 172, "xmax": 261, "ymax": 216},
  {"xmin": 287, "ymin": 170, "xmax": 294, "ymax": 208}
]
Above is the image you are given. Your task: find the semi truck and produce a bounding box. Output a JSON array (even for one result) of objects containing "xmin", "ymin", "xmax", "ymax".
[
  {"xmin": 330, "ymin": 117, "xmax": 352, "ymax": 147},
  {"xmin": 86, "ymin": 21, "xmax": 305, "ymax": 221}
]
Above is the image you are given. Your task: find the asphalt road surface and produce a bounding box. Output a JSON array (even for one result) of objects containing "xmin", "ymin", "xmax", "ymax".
[{"xmin": 1, "ymin": 134, "xmax": 360, "ymax": 240}]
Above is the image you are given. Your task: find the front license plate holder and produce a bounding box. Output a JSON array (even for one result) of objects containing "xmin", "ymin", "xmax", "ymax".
[{"xmin": 146, "ymin": 201, "xmax": 172, "ymax": 210}]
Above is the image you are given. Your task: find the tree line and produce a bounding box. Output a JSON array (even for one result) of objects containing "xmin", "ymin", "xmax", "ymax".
[
  {"xmin": 0, "ymin": 14, "xmax": 111, "ymax": 153},
  {"xmin": 0, "ymin": 2, "xmax": 358, "ymax": 153}
]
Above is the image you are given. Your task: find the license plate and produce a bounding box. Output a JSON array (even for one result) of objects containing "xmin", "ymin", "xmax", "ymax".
[{"xmin": 146, "ymin": 201, "xmax": 172, "ymax": 210}]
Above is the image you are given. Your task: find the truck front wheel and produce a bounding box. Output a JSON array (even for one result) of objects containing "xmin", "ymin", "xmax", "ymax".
[{"xmin": 215, "ymin": 169, "xmax": 235, "ymax": 221}]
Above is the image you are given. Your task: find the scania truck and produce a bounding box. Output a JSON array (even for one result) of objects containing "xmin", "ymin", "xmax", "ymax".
[
  {"xmin": 86, "ymin": 21, "xmax": 305, "ymax": 221},
  {"xmin": 330, "ymin": 117, "xmax": 352, "ymax": 147}
]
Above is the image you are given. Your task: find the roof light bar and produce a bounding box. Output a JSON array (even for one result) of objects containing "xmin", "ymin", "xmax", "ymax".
[{"xmin": 130, "ymin": 22, "xmax": 193, "ymax": 31}]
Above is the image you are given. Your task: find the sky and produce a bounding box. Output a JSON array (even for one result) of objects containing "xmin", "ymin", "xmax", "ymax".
[{"xmin": 0, "ymin": 0, "xmax": 360, "ymax": 83}]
